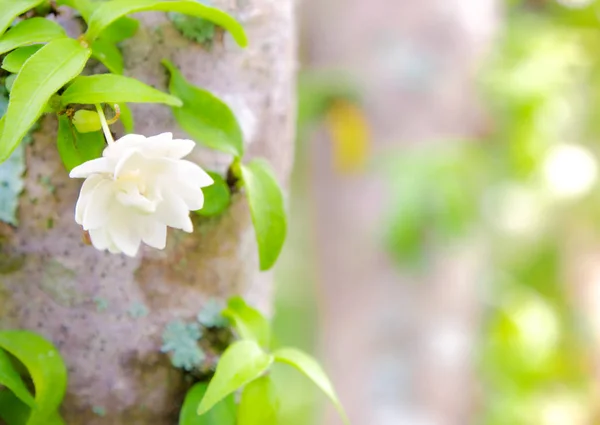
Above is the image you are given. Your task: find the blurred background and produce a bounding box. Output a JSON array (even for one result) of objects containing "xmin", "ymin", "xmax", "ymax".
[{"xmin": 271, "ymin": 0, "xmax": 600, "ymax": 424}]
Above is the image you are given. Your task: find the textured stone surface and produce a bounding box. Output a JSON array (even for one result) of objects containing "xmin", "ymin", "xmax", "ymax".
[{"xmin": 0, "ymin": 1, "xmax": 296, "ymax": 423}]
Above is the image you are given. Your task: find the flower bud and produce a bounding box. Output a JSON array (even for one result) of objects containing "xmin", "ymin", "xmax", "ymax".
[{"xmin": 72, "ymin": 110, "xmax": 102, "ymax": 133}]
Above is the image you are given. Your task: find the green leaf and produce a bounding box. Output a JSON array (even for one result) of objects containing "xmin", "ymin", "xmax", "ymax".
[
  {"xmin": 179, "ymin": 383, "xmax": 236, "ymax": 425},
  {"xmin": 196, "ymin": 172, "xmax": 231, "ymax": 217},
  {"xmin": 0, "ymin": 18, "xmax": 67, "ymax": 56},
  {"xmin": 100, "ymin": 17, "xmax": 140, "ymax": 43},
  {"xmin": 163, "ymin": 59, "xmax": 244, "ymax": 157},
  {"xmin": 0, "ymin": 0, "xmax": 46, "ymax": 37},
  {"xmin": 238, "ymin": 376, "xmax": 279, "ymax": 425},
  {"xmin": 91, "ymin": 39, "xmax": 124, "ymax": 74},
  {"xmin": 1, "ymin": 45, "xmax": 43, "ymax": 73},
  {"xmin": 0, "ymin": 349, "xmax": 35, "ymax": 407},
  {"xmin": 85, "ymin": 0, "xmax": 248, "ymax": 47},
  {"xmin": 0, "ymin": 391, "xmax": 31, "ymax": 425},
  {"xmin": 0, "ymin": 330, "xmax": 68, "ymax": 425},
  {"xmin": 57, "ymin": 115, "xmax": 105, "ymax": 172},
  {"xmin": 116, "ymin": 103, "xmax": 134, "ymax": 132},
  {"xmin": 241, "ymin": 159, "xmax": 287, "ymax": 271},
  {"xmin": 222, "ymin": 296, "xmax": 271, "ymax": 349},
  {"xmin": 197, "ymin": 340, "xmax": 273, "ymax": 416},
  {"xmin": 0, "ymin": 38, "xmax": 91, "ymax": 163},
  {"xmin": 273, "ymin": 348, "xmax": 348, "ymax": 425},
  {"xmin": 60, "ymin": 74, "xmax": 182, "ymax": 107}
]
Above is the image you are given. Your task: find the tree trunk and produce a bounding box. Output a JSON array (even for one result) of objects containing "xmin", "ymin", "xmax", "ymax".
[{"xmin": 0, "ymin": 1, "xmax": 296, "ymax": 423}]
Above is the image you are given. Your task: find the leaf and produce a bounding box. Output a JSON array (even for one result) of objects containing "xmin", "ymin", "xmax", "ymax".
[
  {"xmin": 1, "ymin": 45, "xmax": 43, "ymax": 73},
  {"xmin": 0, "ymin": 38, "xmax": 91, "ymax": 163},
  {"xmin": 100, "ymin": 17, "xmax": 140, "ymax": 43},
  {"xmin": 222, "ymin": 296, "xmax": 271, "ymax": 349},
  {"xmin": 0, "ymin": 391, "xmax": 31, "ymax": 425},
  {"xmin": 0, "ymin": 349, "xmax": 35, "ymax": 407},
  {"xmin": 273, "ymin": 348, "xmax": 348, "ymax": 424},
  {"xmin": 241, "ymin": 159, "xmax": 287, "ymax": 271},
  {"xmin": 163, "ymin": 59, "xmax": 244, "ymax": 157},
  {"xmin": 0, "ymin": 18, "xmax": 67, "ymax": 56},
  {"xmin": 238, "ymin": 376, "xmax": 279, "ymax": 425},
  {"xmin": 0, "ymin": 0, "xmax": 46, "ymax": 37},
  {"xmin": 196, "ymin": 172, "xmax": 231, "ymax": 217},
  {"xmin": 85, "ymin": 0, "xmax": 248, "ymax": 47},
  {"xmin": 91, "ymin": 39, "xmax": 124, "ymax": 74},
  {"xmin": 0, "ymin": 330, "xmax": 68, "ymax": 425},
  {"xmin": 116, "ymin": 103, "xmax": 134, "ymax": 132},
  {"xmin": 56, "ymin": 115, "xmax": 105, "ymax": 172},
  {"xmin": 60, "ymin": 74, "xmax": 182, "ymax": 107},
  {"xmin": 197, "ymin": 340, "xmax": 273, "ymax": 416},
  {"xmin": 179, "ymin": 383, "xmax": 236, "ymax": 425}
]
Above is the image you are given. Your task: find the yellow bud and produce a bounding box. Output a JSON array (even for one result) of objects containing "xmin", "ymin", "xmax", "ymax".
[{"xmin": 73, "ymin": 110, "xmax": 102, "ymax": 133}]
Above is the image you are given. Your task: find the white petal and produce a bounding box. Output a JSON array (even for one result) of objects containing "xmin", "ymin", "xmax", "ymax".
[
  {"xmin": 115, "ymin": 181, "xmax": 157, "ymax": 213},
  {"xmin": 82, "ymin": 180, "xmax": 114, "ymax": 230},
  {"xmin": 142, "ymin": 220, "xmax": 167, "ymax": 249},
  {"xmin": 145, "ymin": 133, "xmax": 195, "ymax": 159},
  {"xmin": 178, "ymin": 160, "xmax": 214, "ymax": 188},
  {"xmin": 176, "ymin": 182, "xmax": 205, "ymax": 211},
  {"xmin": 108, "ymin": 213, "xmax": 142, "ymax": 257},
  {"xmin": 104, "ymin": 134, "xmax": 147, "ymax": 159},
  {"xmin": 88, "ymin": 228, "xmax": 110, "ymax": 250},
  {"xmin": 75, "ymin": 175, "xmax": 104, "ymax": 224},
  {"xmin": 155, "ymin": 191, "xmax": 193, "ymax": 232},
  {"xmin": 70, "ymin": 158, "xmax": 114, "ymax": 178}
]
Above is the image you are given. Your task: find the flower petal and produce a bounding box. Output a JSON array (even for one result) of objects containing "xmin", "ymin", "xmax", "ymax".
[
  {"xmin": 107, "ymin": 211, "xmax": 142, "ymax": 257},
  {"xmin": 70, "ymin": 158, "xmax": 114, "ymax": 178},
  {"xmin": 178, "ymin": 160, "xmax": 214, "ymax": 188},
  {"xmin": 88, "ymin": 228, "xmax": 110, "ymax": 251},
  {"xmin": 142, "ymin": 220, "xmax": 167, "ymax": 249},
  {"xmin": 82, "ymin": 180, "xmax": 114, "ymax": 230},
  {"xmin": 155, "ymin": 191, "xmax": 193, "ymax": 232},
  {"xmin": 75, "ymin": 175, "xmax": 104, "ymax": 224},
  {"xmin": 177, "ymin": 182, "xmax": 205, "ymax": 211}
]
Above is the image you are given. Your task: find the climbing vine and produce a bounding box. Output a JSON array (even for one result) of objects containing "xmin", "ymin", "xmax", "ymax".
[{"xmin": 0, "ymin": 0, "xmax": 324, "ymax": 424}]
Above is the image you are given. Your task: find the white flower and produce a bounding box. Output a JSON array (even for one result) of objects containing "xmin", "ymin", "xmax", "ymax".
[
  {"xmin": 70, "ymin": 132, "xmax": 213, "ymax": 257},
  {"xmin": 542, "ymin": 143, "xmax": 597, "ymax": 199}
]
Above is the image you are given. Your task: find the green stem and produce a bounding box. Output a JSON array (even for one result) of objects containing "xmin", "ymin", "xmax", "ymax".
[{"xmin": 95, "ymin": 104, "xmax": 114, "ymax": 145}]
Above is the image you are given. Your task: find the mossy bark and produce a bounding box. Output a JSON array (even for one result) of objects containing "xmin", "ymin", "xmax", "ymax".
[{"xmin": 0, "ymin": 1, "xmax": 296, "ymax": 423}]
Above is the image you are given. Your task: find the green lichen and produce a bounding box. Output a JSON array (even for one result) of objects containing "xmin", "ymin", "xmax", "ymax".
[
  {"xmin": 168, "ymin": 1, "xmax": 216, "ymax": 47},
  {"xmin": 127, "ymin": 301, "xmax": 149, "ymax": 318},
  {"xmin": 93, "ymin": 297, "xmax": 109, "ymax": 312},
  {"xmin": 161, "ymin": 320, "xmax": 205, "ymax": 371},
  {"xmin": 197, "ymin": 298, "xmax": 228, "ymax": 328},
  {"xmin": 38, "ymin": 259, "xmax": 85, "ymax": 307},
  {"xmin": 92, "ymin": 406, "xmax": 106, "ymax": 417}
]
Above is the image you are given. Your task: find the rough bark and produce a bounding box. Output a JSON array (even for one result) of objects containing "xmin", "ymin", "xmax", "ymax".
[{"xmin": 0, "ymin": 1, "xmax": 296, "ymax": 423}]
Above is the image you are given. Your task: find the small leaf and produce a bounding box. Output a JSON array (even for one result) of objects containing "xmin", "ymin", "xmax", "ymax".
[
  {"xmin": 0, "ymin": 38, "xmax": 91, "ymax": 162},
  {"xmin": 179, "ymin": 383, "xmax": 236, "ymax": 425},
  {"xmin": 100, "ymin": 17, "xmax": 140, "ymax": 43},
  {"xmin": 222, "ymin": 296, "xmax": 270, "ymax": 349},
  {"xmin": 196, "ymin": 172, "xmax": 231, "ymax": 217},
  {"xmin": 91, "ymin": 39, "xmax": 124, "ymax": 74},
  {"xmin": 197, "ymin": 340, "xmax": 273, "ymax": 416},
  {"xmin": 1, "ymin": 45, "xmax": 43, "ymax": 73},
  {"xmin": 61, "ymin": 74, "xmax": 182, "ymax": 107},
  {"xmin": 0, "ymin": 348, "xmax": 35, "ymax": 407},
  {"xmin": 0, "ymin": 0, "xmax": 46, "ymax": 37},
  {"xmin": 0, "ymin": 330, "xmax": 68, "ymax": 425},
  {"xmin": 117, "ymin": 103, "xmax": 134, "ymax": 132},
  {"xmin": 0, "ymin": 18, "xmax": 66, "ymax": 56},
  {"xmin": 57, "ymin": 115, "xmax": 105, "ymax": 172},
  {"xmin": 163, "ymin": 59, "xmax": 243, "ymax": 157},
  {"xmin": 0, "ymin": 391, "xmax": 31, "ymax": 425},
  {"xmin": 238, "ymin": 376, "xmax": 279, "ymax": 425},
  {"xmin": 85, "ymin": 0, "xmax": 247, "ymax": 47},
  {"xmin": 241, "ymin": 159, "xmax": 287, "ymax": 271},
  {"xmin": 273, "ymin": 348, "xmax": 348, "ymax": 424}
]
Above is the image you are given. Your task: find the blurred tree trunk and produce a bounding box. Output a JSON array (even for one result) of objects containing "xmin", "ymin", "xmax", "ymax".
[
  {"xmin": 300, "ymin": 0, "xmax": 499, "ymax": 424},
  {"xmin": 0, "ymin": 1, "xmax": 296, "ymax": 424}
]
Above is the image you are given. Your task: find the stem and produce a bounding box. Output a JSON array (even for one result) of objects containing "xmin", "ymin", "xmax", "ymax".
[{"xmin": 95, "ymin": 104, "xmax": 114, "ymax": 145}]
